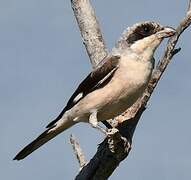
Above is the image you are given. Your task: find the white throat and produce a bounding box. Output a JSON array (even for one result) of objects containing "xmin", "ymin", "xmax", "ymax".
[{"xmin": 130, "ymin": 35, "xmax": 161, "ymax": 62}]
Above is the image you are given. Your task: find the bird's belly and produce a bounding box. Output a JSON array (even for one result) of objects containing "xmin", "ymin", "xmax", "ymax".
[
  {"xmin": 97, "ymin": 81, "xmax": 147, "ymax": 120},
  {"xmin": 97, "ymin": 61, "xmax": 151, "ymax": 120},
  {"xmin": 70, "ymin": 60, "xmax": 152, "ymax": 121}
]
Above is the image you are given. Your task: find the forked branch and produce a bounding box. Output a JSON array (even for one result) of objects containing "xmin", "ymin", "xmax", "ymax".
[{"xmin": 70, "ymin": 0, "xmax": 191, "ymax": 179}]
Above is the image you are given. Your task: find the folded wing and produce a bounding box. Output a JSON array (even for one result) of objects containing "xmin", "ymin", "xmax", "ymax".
[{"xmin": 46, "ymin": 55, "xmax": 121, "ymax": 128}]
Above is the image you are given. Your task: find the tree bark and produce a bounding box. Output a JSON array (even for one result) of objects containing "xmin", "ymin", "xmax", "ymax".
[{"xmin": 71, "ymin": 0, "xmax": 108, "ymax": 68}]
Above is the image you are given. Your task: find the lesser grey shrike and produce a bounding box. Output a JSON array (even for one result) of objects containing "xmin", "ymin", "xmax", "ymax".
[{"xmin": 14, "ymin": 21, "xmax": 176, "ymax": 160}]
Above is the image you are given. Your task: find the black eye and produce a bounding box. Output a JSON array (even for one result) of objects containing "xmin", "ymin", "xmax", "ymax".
[
  {"xmin": 135, "ymin": 24, "xmax": 154, "ymax": 36},
  {"xmin": 143, "ymin": 26, "xmax": 151, "ymax": 33},
  {"xmin": 125, "ymin": 23, "xmax": 157, "ymax": 45}
]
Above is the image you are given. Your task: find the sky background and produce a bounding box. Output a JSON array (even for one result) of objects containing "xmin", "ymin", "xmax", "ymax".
[{"xmin": 1, "ymin": 0, "xmax": 191, "ymax": 179}]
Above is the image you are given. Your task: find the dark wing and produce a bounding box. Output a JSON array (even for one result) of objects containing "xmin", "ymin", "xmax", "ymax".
[
  {"xmin": 152, "ymin": 57, "xmax": 155, "ymax": 69},
  {"xmin": 46, "ymin": 55, "xmax": 121, "ymax": 128}
]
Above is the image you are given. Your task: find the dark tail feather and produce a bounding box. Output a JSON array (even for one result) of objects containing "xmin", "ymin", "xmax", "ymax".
[
  {"xmin": 46, "ymin": 119, "xmax": 58, "ymax": 128},
  {"xmin": 13, "ymin": 128, "xmax": 60, "ymax": 160},
  {"xmin": 13, "ymin": 117, "xmax": 75, "ymax": 160}
]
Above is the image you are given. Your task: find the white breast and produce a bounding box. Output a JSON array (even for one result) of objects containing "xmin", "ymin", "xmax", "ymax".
[
  {"xmin": 96, "ymin": 54, "xmax": 153, "ymax": 119},
  {"xmin": 118, "ymin": 54, "xmax": 153, "ymax": 88},
  {"xmin": 68, "ymin": 53, "xmax": 153, "ymax": 121}
]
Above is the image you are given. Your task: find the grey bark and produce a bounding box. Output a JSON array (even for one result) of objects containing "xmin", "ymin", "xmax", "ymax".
[
  {"xmin": 70, "ymin": 135, "xmax": 87, "ymax": 168},
  {"xmin": 71, "ymin": 0, "xmax": 108, "ymax": 69}
]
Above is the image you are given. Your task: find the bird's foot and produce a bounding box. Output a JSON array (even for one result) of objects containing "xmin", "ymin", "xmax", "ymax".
[
  {"xmin": 89, "ymin": 110, "xmax": 108, "ymax": 135},
  {"xmin": 92, "ymin": 124, "xmax": 108, "ymax": 135}
]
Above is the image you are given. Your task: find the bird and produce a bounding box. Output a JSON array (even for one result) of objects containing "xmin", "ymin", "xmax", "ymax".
[{"xmin": 14, "ymin": 21, "xmax": 176, "ymax": 160}]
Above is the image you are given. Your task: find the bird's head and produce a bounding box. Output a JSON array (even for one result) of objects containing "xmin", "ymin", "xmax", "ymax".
[{"xmin": 115, "ymin": 21, "xmax": 176, "ymax": 55}]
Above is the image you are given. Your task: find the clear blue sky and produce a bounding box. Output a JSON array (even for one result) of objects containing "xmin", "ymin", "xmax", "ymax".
[{"xmin": 1, "ymin": 0, "xmax": 191, "ymax": 179}]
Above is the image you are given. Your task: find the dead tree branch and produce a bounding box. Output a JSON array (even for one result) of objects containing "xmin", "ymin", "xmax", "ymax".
[
  {"xmin": 70, "ymin": 0, "xmax": 191, "ymax": 179},
  {"xmin": 188, "ymin": 0, "xmax": 191, "ymax": 15},
  {"xmin": 71, "ymin": 0, "xmax": 108, "ymax": 68},
  {"xmin": 70, "ymin": 134, "xmax": 87, "ymax": 169}
]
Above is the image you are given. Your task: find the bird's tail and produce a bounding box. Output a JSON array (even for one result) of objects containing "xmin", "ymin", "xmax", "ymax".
[{"xmin": 13, "ymin": 116, "xmax": 76, "ymax": 160}]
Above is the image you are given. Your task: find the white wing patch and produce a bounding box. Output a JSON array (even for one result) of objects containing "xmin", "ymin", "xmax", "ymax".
[{"xmin": 73, "ymin": 92, "xmax": 83, "ymax": 103}]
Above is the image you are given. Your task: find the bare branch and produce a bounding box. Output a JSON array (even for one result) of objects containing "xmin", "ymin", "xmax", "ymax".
[
  {"xmin": 187, "ymin": 0, "xmax": 191, "ymax": 15},
  {"xmin": 75, "ymin": 128, "xmax": 131, "ymax": 180},
  {"xmin": 70, "ymin": 134, "xmax": 87, "ymax": 168},
  {"xmin": 117, "ymin": 0, "xmax": 191, "ymax": 124},
  {"xmin": 71, "ymin": 0, "xmax": 108, "ymax": 68},
  {"xmin": 75, "ymin": 1, "xmax": 191, "ymax": 179}
]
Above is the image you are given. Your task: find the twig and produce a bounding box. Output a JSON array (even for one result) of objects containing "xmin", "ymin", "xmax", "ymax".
[
  {"xmin": 70, "ymin": 134, "xmax": 87, "ymax": 168},
  {"xmin": 74, "ymin": 0, "xmax": 191, "ymax": 179},
  {"xmin": 118, "ymin": 0, "xmax": 191, "ymax": 124},
  {"xmin": 188, "ymin": 0, "xmax": 191, "ymax": 15},
  {"xmin": 71, "ymin": 0, "xmax": 108, "ymax": 68}
]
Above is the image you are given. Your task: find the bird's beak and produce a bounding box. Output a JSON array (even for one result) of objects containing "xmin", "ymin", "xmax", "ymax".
[{"xmin": 156, "ymin": 26, "xmax": 176, "ymax": 39}]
